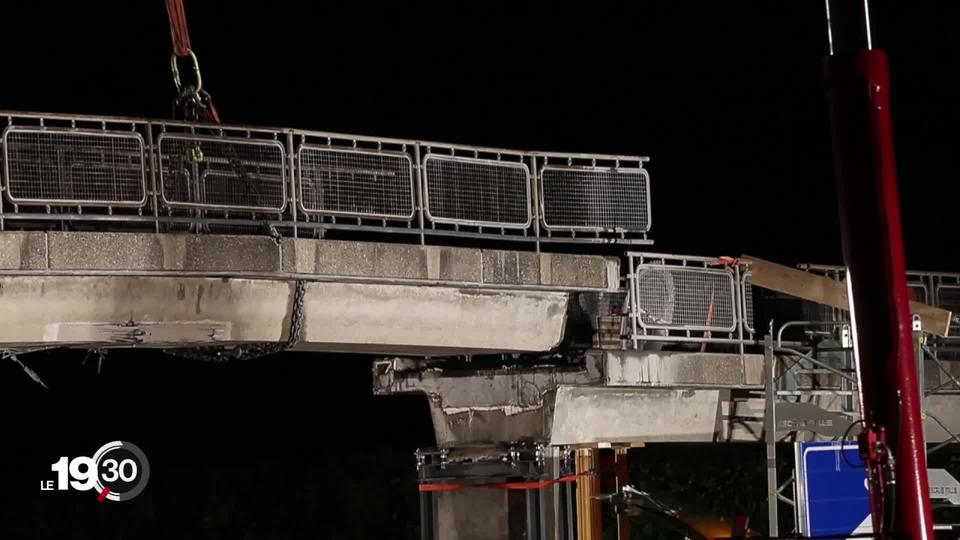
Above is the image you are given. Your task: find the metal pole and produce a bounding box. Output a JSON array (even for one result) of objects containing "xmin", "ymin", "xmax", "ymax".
[
  {"xmin": 526, "ymin": 488, "xmax": 540, "ymax": 540},
  {"xmin": 145, "ymin": 122, "xmax": 161, "ymax": 233},
  {"xmin": 565, "ymin": 473, "xmax": 575, "ymax": 540},
  {"xmin": 614, "ymin": 448, "xmax": 632, "ymax": 540},
  {"xmin": 915, "ymin": 317, "xmax": 927, "ymax": 442},
  {"xmin": 414, "ymin": 143, "xmax": 426, "ymax": 245},
  {"xmin": 764, "ymin": 335, "xmax": 779, "ymax": 537},
  {"xmin": 824, "ymin": 1, "xmax": 934, "ymax": 538},
  {"xmin": 628, "ymin": 255, "xmax": 639, "ymax": 350},
  {"xmin": 286, "ymin": 131, "xmax": 298, "ymax": 238},
  {"xmin": 530, "ymin": 154, "xmax": 541, "ymax": 253},
  {"xmin": 419, "ymin": 490, "xmax": 433, "ymax": 540}
]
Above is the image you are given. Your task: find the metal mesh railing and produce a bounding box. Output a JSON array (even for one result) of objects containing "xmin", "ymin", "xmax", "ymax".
[
  {"xmin": 2, "ymin": 127, "xmax": 146, "ymax": 206},
  {"xmin": 298, "ymin": 145, "xmax": 414, "ymax": 220},
  {"xmin": 1, "ymin": 111, "xmax": 653, "ymax": 244},
  {"xmin": 158, "ymin": 134, "xmax": 287, "ymax": 212},
  {"xmin": 742, "ymin": 271, "xmax": 756, "ymax": 334},
  {"xmin": 422, "ymin": 154, "xmax": 531, "ymax": 228},
  {"xmin": 936, "ymin": 285, "xmax": 960, "ymax": 338},
  {"xmin": 633, "ymin": 264, "xmax": 737, "ymax": 332},
  {"xmin": 799, "ymin": 265, "xmax": 935, "ymax": 324},
  {"xmin": 539, "ymin": 165, "xmax": 649, "ymax": 232}
]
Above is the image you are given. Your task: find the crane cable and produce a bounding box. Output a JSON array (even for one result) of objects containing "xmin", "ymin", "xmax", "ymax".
[{"xmin": 165, "ymin": 0, "xmax": 221, "ymax": 123}]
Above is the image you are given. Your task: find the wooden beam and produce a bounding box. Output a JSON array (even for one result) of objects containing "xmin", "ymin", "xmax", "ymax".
[{"xmin": 743, "ymin": 255, "xmax": 952, "ymax": 337}]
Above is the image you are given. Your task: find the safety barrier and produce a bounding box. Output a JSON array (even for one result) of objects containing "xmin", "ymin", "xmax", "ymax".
[
  {"xmin": 539, "ymin": 160, "xmax": 650, "ymax": 233},
  {"xmin": 158, "ymin": 133, "xmax": 287, "ymax": 212},
  {"xmin": 0, "ymin": 111, "xmax": 651, "ymax": 245},
  {"xmin": 2, "ymin": 126, "xmax": 147, "ymax": 206},
  {"xmin": 626, "ymin": 252, "xmax": 754, "ymax": 349}
]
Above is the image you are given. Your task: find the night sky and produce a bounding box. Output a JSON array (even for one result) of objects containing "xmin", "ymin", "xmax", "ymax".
[{"xmin": 2, "ymin": 1, "xmax": 960, "ymax": 538}]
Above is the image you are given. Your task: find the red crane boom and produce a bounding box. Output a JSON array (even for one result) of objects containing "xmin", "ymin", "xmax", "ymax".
[{"xmin": 824, "ymin": 2, "xmax": 934, "ymax": 538}]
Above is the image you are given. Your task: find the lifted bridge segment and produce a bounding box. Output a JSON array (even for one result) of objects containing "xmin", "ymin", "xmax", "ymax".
[{"xmin": 0, "ymin": 231, "xmax": 619, "ymax": 354}]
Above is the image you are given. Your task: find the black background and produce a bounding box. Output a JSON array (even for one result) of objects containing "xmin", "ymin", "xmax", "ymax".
[{"xmin": 2, "ymin": 1, "xmax": 959, "ymax": 538}]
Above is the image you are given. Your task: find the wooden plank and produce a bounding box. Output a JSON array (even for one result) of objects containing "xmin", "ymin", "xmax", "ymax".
[{"xmin": 743, "ymin": 255, "xmax": 952, "ymax": 337}]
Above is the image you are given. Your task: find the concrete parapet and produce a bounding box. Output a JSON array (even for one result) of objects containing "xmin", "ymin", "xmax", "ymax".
[{"xmin": 0, "ymin": 232, "xmax": 618, "ymax": 291}]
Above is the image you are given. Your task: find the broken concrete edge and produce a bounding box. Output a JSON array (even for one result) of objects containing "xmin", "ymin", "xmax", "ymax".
[
  {"xmin": 375, "ymin": 354, "xmax": 960, "ymax": 445},
  {"xmin": 0, "ymin": 231, "xmax": 620, "ymax": 291}
]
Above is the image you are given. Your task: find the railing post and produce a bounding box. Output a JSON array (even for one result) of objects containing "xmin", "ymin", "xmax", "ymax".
[
  {"xmin": 145, "ymin": 122, "xmax": 161, "ymax": 233},
  {"xmin": 414, "ymin": 142, "xmax": 425, "ymax": 245},
  {"xmin": 286, "ymin": 130, "xmax": 298, "ymax": 238},
  {"xmin": 627, "ymin": 254, "xmax": 639, "ymax": 350},
  {"xmin": 764, "ymin": 334, "xmax": 780, "ymax": 537},
  {"xmin": 529, "ymin": 154, "xmax": 540, "ymax": 252},
  {"xmin": 735, "ymin": 263, "xmax": 746, "ymax": 363}
]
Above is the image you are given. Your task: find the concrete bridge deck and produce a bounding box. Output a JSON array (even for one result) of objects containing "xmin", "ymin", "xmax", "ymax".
[{"xmin": 0, "ymin": 231, "xmax": 618, "ymax": 354}]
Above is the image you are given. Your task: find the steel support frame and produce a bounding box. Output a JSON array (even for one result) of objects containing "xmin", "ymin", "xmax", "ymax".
[
  {"xmin": 764, "ymin": 329, "xmax": 858, "ymax": 537},
  {"xmin": 414, "ymin": 446, "xmax": 576, "ymax": 540},
  {"xmin": 764, "ymin": 335, "xmax": 780, "ymax": 537},
  {"xmin": 766, "ymin": 322, "xmax": 960, "ymax": 537}
]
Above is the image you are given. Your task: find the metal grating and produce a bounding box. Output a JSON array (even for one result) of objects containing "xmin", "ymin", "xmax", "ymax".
[
  {"xmin": 298, "ymin": 146, "xmax": 414, "ymax": 220},
  {"xmin": 936, "ymin": 285, "xmax": 960, "ymax": 338},
  {"xmin": 742, "ymin": 272, "xmax": 755, "ymax": 334},
  {"xmin": 158, "ymin": 134, "xmax": 286, "ymax": 212},
  {"xmin": 422, "ymin": 154, "xmax": 531, "ymax": 228},
  {"xmin": 540, "ymin": 165, "xmax": 650, "ymax": 232},
  {"xmin": 634, "ymin": 265, "xmax": 737, "ymax": 332},
  {"xmin": 1, "ymin": 127, "xmax": 146, "ymax": 206}
]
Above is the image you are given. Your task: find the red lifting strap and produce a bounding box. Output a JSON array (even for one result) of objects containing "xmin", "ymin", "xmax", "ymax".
[{"xmin": 166, "ymin": 0, "xmax": 192, "ymax": 57}]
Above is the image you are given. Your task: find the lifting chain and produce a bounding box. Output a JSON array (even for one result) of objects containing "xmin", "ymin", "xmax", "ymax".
[{"xmin": 170, "ymin": 49, "xmax": 220, "ymax": 124}]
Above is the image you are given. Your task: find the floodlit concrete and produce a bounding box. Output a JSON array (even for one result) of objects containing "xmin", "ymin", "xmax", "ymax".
[
  {"xmin": 0, "ymin": 231, "xmax": 621, "ymax": 354},
  {"xmin": 377, "ymin": 351, "xmax": 960, "ymax": 446},
  {"xmin": 373, "ymin": 359, "xmax": 602, "ymax": 446},
  {"xmin": 300, "ymin": 283, "xmax": 569, "ymax": 354},
  {"xmin": 0, "ymin": 231, "xmax": 619, "ymax": 291},
  {"xmin": 0, "ymin": 276, "xmax": 570, "ymax": 354},
  {"xmin": 550, "ymin": 386, "xmax": 725, "ymax": 444},
  {"xmin": 0, "ymin": 276, "xmax": 291, "ymax": 346},
  {"xmin": 600, "ymin": 350, "xmax": 764, "ymax": 387}
]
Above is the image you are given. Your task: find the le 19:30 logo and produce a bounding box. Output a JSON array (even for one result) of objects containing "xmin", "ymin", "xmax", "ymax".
[{"xmin": 41, "ymin": 441, "xmax": 150, "ymax": 502}]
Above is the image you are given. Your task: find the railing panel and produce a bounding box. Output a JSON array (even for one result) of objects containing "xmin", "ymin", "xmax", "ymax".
[
  {"xmin": 297, "ymin": 145, "xmax": 414, "ymax": 220},
  {"xmin": 2, "ymin": 126, "xmax": 146, "ymax": 206},
  {"xmin": 157, "ymin": 133, "xmax": 287, "ymax": 212},
  {"xmin": 539, "ymin": 164, "xmax": 650, "ymax": 232},
  {"xmin": 742, "ymin": 271, "xmax": 756, "ymax": 334},
  {"xmin": 935, "ymin": 284, "xmax": 960, "ymax": 338},
  {"xmin": 422, "ymin": 154, "xmax": 531, "ymax": 229},
  {"xmin": 633, "ymin": 264, "xmax": 737, "ymax": 333},
  {"xmin": 1, "ymin": 110, "xmax": 652, "ymax": 244}
]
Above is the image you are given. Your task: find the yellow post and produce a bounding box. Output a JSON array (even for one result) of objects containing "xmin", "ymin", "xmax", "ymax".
[{"xmin": 575, "ymin": 448, "xmax": 602, "ymax": 540}]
